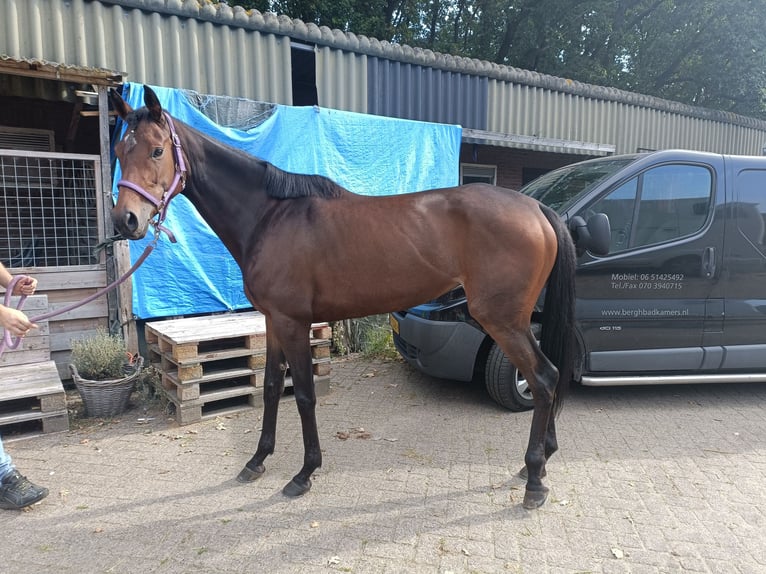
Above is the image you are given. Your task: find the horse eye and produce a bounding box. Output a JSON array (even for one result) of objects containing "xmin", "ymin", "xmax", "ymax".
[{"xmin": 152, "ymin": 147, "xmax": 164, "ymax": 159}]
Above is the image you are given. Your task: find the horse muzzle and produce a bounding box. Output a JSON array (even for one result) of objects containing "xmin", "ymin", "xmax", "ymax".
[{"xmin": 111, "ymin": 205, "xmax": 150, "ymax": 240}]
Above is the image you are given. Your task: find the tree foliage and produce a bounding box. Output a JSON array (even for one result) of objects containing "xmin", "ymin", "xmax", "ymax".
[{"xmin": 228, "ymin": 0, "xmax": 766, "ymax": 119}]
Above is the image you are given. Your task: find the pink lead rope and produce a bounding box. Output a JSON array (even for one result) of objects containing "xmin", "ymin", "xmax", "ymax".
[{"xmin": 0, "ymin": 236, "xmax": 158, "ymax": 357}]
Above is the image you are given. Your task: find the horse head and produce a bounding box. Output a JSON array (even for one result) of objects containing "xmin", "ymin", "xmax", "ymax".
[{"xmin": 109, "ymin": 86, "xmax": 186, "ymax": 240}]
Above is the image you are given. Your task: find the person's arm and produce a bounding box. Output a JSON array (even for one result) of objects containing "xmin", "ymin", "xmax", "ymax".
[
  {"xmin": 0, "ymin": 261, "xmax": 12, "ymax": 289},
  {"xmin": 0, "ymin": 261, "xmax": 38, "ymax": 337}
]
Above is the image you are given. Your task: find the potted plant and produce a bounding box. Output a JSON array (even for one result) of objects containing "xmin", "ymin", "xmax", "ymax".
[{"xmin": 68, "ymin": 328, "xmax": 143, "ymax": 417}]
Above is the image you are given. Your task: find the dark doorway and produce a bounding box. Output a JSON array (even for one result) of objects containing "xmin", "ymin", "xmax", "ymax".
[{"xmin": 291, "ymin": 42, "xmax": 318, "ymax": 106}]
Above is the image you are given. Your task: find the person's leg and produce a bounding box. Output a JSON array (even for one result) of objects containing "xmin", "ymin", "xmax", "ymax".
[
  {"xmin": 0, "ymin": 435, "xmax": 13, "ymax": 479},
  {"xmin": 0, "ymin": 434, "xmax": 48, "ymax": 510}
]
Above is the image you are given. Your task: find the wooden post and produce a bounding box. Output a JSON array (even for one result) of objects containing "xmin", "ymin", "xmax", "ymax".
[
  {"xmin": 98, "ymin": 85, "xmax": 139, "ymax": 354},
  {"xmin": 115, "ymin": 241, "xmax": 137, "ymax": 355}
]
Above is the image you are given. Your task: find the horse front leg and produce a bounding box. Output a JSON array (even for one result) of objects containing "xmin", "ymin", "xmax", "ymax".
[{"xmin": 237, "ymin": 325, "xmax": 286, "ymax": 483}]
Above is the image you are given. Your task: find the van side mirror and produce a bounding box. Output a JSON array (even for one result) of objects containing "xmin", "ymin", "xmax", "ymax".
[{"xmin": 569, "ymin": 213, "xmax": 611, "ymax": 256}]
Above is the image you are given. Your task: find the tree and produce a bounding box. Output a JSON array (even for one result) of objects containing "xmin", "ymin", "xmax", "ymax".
[{"xmin": 621, "ymin": 0, "xmax": 766, "ymax": 117}]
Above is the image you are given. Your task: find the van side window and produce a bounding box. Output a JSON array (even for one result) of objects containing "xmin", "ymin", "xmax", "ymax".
[
  {"xmin": 734, "ymin": 170, "xmax": 766, "ymax": 257},
  {"xmin": 587, "ymin": 164, "xmax": 713, "ymax": 254},
  {"xmin": 588, "ymin": 178, "xmax": 637, "ymax": 252}
]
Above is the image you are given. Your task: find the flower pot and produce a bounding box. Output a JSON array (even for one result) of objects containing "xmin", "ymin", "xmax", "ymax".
[{"xmin": 69, "ymin": 356, "xmax": 144, "ymax": 418}]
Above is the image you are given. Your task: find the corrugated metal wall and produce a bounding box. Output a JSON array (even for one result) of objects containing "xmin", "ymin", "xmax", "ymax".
[
  {"xmin": 0, "ymin": 0, "xmax": 292, "ymax": 103},
  {"xmin": 315, "ymin": 46, "xmax": 367, "ymax": 113},
  {"xmin": 2, "ymin": 0, "xmax": 766, "ymax": 156},
  {"xmin": 487, "ymin": 79, "xmax": 766, "ymax": 155},
  {"xmin": 366, "ymin": 58, "xmax": 487, "ymax": 129},
  {"xmin": 487, "ymin": 79, "xmax": 766, "ymax": 156}
]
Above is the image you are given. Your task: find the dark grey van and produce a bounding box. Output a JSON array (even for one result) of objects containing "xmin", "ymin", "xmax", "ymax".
[{"xmin": 390, "ymin": 149, "xmax": 766, "ymax": 410}]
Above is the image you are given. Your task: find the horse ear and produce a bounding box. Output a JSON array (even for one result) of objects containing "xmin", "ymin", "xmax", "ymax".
[
  {"xmin": 144, "ymin": 85, "xmax": 163, "ymax": 122},
  {"xmin": 109, "ymin": 88, "xmax": 132, "ymax": 120}
]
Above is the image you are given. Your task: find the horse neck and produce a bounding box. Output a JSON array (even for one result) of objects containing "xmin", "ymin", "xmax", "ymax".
[{"xmin": 177, "ymin": 122, "xmax": 271, "ymax": 263}]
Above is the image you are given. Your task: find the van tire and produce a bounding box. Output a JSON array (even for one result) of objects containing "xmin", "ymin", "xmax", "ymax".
[{"xmin": 484, "ymin": 342, "xmax": 534, "ymax": 411}]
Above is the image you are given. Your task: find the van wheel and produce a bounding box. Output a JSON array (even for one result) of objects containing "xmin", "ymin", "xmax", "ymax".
[{"xmin": 484, "ymin": 342, "xmax": 534, "ymax": 411}]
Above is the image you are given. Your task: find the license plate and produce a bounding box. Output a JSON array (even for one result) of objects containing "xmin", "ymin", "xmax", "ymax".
[{"xmin": 388, "ymin": 314, "xmax": 399, "ymax": 335}]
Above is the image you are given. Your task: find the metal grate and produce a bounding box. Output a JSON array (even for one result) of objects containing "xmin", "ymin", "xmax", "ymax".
[{"xmin": 0, "ymin": 151, "xmax": 101, "ymax": 268}]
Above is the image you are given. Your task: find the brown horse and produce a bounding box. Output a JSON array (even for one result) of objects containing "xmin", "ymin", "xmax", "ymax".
[{"xmin": 109, "ymin": 86, "xmax": 577, "ymax": 509}]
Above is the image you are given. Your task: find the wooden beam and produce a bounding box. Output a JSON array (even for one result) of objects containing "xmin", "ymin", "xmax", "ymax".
[
  {"xmin": 80, "ymin": 110, "xmax": 117, "ymax": 117},
  {"xmin": 0, "ymin": 58, "xmax": 124, "ymax": 86},
  {"xmin": 64, "ymin": 101, "xmax": 84, "ymax": 153}
]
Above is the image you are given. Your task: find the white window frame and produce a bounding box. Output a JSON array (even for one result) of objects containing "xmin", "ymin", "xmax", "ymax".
[{"xmin": 460, "ymin": 163, "xmax": 497, "ymax": 185}]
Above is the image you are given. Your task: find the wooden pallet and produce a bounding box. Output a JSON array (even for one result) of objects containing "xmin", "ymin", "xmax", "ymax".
[
  {"xmin": 145, "ymin": 312, "xmax": 332, "ymax": 425},
  {"xmin": 156, "ymin": 341, "xmax": 331, "ymax": 394},
  {"xmin": 145, "ymin": 313, "xmax": 331, "ymax": 361},
  {"xmin": 0, "ymin": 360, "xmax": 69, "ymax": 439},
  {"xmin": 164, "ymin": 374, "xmax": 331, "ymax": 426}
]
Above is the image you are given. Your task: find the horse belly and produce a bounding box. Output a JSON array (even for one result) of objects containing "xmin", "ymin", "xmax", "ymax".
[{"xmin": 311, "ymin": 262, "xmax": 457, "ymax": 321}]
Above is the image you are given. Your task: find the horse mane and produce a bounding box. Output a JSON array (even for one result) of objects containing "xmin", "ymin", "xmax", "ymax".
[
  {"xmin": 261, "ymin": 162, "xmax": 345, "ymax": 200},
  {"xmin": 129, "ymin": 105, "xmax": 345, "ymax": 200}
]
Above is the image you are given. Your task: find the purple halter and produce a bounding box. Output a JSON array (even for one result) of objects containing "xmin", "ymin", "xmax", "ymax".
[{"xmin": 116, "ymin": 111, "xmax": 186, "ymax": 243}]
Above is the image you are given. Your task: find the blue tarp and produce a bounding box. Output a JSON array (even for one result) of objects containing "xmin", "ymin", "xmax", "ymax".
[{"xmin": 113, "ymin": 83, "xmax": 462, "ymax": 318}]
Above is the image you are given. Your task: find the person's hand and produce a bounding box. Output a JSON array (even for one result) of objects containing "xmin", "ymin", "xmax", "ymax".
[
  {"xmin": 11, "ymin": 276, "xmax": 37, "ymax": 296},
  {"xmin": 0, "ymin": 306, "xmax": 37, "ymax": 338}
]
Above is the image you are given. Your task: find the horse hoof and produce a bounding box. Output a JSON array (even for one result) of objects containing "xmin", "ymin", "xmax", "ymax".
[
  {"xmin": 236, "ymin": 464, "xmax": 265, "ymax": 483},
  {"xmin": 522, "ymin": 487, "xmax": 549, "ymax": 510},
  {"xmin": 518, "ymin": 466, "xmax": 547, "ymax": 480},
  {"xmin": 282, "ymin": 478, "xmax": 311, "ymax": 497}
]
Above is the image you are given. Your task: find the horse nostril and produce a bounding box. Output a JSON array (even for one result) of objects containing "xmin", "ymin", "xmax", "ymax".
[
  {"xmin": 112, "ymin": 209, "xmax": 139, "ymax": 235},
  {"xmin": 125, "ymin": 211, "xmax": 139, "ymax": 233}
]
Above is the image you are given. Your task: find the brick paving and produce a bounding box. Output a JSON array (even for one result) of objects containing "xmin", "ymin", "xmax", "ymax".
[{"xmin": 1, "ymin": 355, "xmax": 765, "ymax": 573}]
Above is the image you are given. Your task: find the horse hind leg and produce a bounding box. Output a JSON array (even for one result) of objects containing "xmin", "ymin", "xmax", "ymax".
[
  {"xmin": 486, "ymin": 326, "xmax": 559, "ymax": 509},
  {"xmin": 520, "ymin": 409, "xmax": 559, "ymax": 480},
  {"xmin": 544, "ymin": 410, "xmax": 560, "ymax": 461},
  {"xmin": 519, "ymin": 331, "xmax": 560, "ymax": 509},
  {"xmin": 237, "ymin": 328, "xmax": 286, "ymax": 483}
]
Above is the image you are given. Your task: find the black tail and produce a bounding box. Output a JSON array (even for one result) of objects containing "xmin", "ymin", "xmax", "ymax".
[{"xmin": 538, "ymin": 204, "xmax": 577, "ymax": 417}]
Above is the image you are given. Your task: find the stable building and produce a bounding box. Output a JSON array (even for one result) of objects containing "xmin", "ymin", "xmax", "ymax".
[{"xmin": 3, "ymin": 0, "xmax": 766, "ymax": 378}]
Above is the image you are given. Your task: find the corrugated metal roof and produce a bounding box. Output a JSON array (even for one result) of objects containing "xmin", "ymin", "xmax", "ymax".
[
  {"xmin": 3, "ymin": 0, "xmax": 766, "ymax": 155},
  {"xmin": 82, "ymin": 1, "xmax": 762, "ymax": 129},
  {"xmin": 1, "ymin": 0, "xmax": 292, "ymax": 102}
]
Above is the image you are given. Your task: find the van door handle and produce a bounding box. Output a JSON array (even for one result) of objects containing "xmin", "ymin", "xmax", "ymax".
[{"xmin": 702, "ymin": 246, "xmax": 716, "ymax": 278}]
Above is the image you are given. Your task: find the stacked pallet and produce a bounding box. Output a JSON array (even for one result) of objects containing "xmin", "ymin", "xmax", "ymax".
[
  {"xmin": 145, "ymin": 312, "xmax": 331, "ymax": 425},
  {"xmin": 0, "ymin": 295, "xmax": 69, "ymax": 439}
]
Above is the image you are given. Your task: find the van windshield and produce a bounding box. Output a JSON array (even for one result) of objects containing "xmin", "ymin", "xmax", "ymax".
[{"xmin": 522, "ymin": 156, "xmax": 639, "ymax": 212}]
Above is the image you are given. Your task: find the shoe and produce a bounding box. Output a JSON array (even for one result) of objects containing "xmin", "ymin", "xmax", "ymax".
[{"xmin": 0, "ymin": 469, "xmax": 49, "ymax": 509}]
